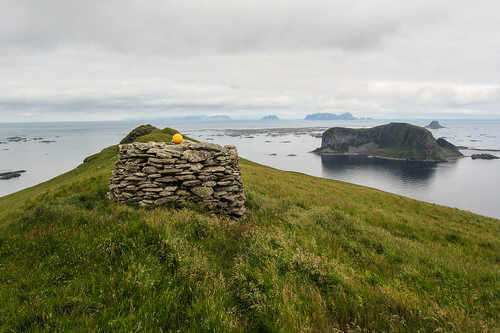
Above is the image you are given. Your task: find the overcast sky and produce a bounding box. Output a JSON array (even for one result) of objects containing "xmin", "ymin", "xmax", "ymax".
[{"xmin": 1, "ymin": 0, "xmax": 500, "ymax": 122}]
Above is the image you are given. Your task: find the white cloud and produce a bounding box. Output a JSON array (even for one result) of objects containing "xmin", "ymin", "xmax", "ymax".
[
  {"xmin": 0, "ymin": 0, "xmax": 407, "ymax": 53},
  {"xmin": 1, "ymin": 0, "xmax": 500, "ymax": 121}
]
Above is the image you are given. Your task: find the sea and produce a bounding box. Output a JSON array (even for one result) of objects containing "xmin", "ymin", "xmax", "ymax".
[{"xmin": 1, "ymin": 119, "xmax": 499, "ymax": 219}]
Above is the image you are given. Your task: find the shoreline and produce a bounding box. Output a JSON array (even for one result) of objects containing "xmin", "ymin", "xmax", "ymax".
[{"xmin": 311, "ymin": 151, "xmax": 463, "ymax": 162}]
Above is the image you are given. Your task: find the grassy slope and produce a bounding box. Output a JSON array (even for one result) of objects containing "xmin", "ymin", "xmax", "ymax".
[
  {"xmin": 0, "ymin": 127, "xmax": 177, "ymax": 218},
  {"xmin": 0, "ymin": 131, "xmax": 498, "ymax": 332}
]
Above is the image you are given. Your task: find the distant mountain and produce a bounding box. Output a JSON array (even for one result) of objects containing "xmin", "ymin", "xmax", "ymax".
[
  {"xmin": 261, "ymin": 115, "xmax": 279, "ymax": 120},
  {"xmin": 305, "ymin": 112, "xmax": 356, "ymax": 120},
  {"xmin": 204, "ymin": 115, "xmax": 232, "ymax": 121},
  {"xmin": 157, "ymin": 115, "xmax": 232, "ymax": 121}
]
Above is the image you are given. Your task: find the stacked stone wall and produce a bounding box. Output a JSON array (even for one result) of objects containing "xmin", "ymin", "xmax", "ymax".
[{"xmin": 108, "ymin": 141, "xmax": 246, "ymax": 216}]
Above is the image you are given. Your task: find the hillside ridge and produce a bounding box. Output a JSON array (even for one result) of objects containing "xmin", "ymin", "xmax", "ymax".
[{"xmin": 0, "ymin": 125, "xmax": 498, "ymax": 332}]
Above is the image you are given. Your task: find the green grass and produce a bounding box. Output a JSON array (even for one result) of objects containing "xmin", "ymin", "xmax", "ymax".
[
  {"xmin": 132, "ymin": 127, "xmax": 181, "ymax": 143},
  {"xmin": 0, "ymin": 129, "xmax": 498, "ymax": 332}
]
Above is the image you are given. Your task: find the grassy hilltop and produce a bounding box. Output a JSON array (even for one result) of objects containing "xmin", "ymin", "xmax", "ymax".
[{"xmin": 0, "ymin": 126, "xmax": 499, "ymax": 332}]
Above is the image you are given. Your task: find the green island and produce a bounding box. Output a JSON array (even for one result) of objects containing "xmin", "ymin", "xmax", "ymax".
[
  {"xmin": 0, "ymin": 126, "xmax": 498, "ymax": 332},
  {"xmin": 316, "ymin": 122, "xmax": 463, "ymax": 161}
]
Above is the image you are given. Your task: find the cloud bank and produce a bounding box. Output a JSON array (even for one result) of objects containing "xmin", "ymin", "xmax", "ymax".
[{"xmin": 1, "ymin": 0, "xmax": 500, "ymax": 121}]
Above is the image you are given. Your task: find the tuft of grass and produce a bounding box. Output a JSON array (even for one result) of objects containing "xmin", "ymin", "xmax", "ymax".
[{"xmin": 0, "ymin": 128, "xmax": 498, "ymax": 332}]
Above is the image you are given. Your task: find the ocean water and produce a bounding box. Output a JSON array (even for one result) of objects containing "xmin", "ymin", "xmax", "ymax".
[
  {"xmin": 1, "ymin": 119, "xmax": 499, "ymax": 219},
  {"xmin": 0, "ymin": 122, "xmax": 129, "ymax": 198}
]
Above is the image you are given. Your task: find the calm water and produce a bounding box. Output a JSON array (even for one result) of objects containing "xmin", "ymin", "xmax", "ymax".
[
  {"xmin": 1, "ymin": 119, "xmax": 499, "ymax": 219},
  {"xmin": 0, "ymin": 122, "xmax": 128, "ymax": 198}
]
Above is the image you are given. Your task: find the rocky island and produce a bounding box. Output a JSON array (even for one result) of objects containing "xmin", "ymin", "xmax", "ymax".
[
  {"xmin": 305, "ymin": 112, "xmax": 357, "ymax": 120},
  {"xmin": 471, "ymin": 153, "xmax": 499, "ymax": 160},
  {"xmin": 425, "ymin": 120, "xmax": 445, "ymax": 129},
  {"xmin": 261, "ymin": 115, "xmax": 279, "ymax": 120},
  {"xmin": 0, "ymin": 170, "xmax": 26, "ymax": 180},
  {"xmin": 315, "ymin": 122, "xmax": 463, "ymax": 161}
]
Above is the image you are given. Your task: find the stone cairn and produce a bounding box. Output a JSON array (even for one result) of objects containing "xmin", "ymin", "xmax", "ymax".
[{"xmin": 108, "ymin": 141, "xmax": 246, "ymax": 217}]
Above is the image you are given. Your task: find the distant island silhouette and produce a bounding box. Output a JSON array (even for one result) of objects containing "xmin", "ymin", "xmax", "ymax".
[
  {"xmin": 305, "ymin": 112, "xmax": 357, "ymax": 120},
  {"xmin": 261, "ymin": 115, "xmax": 279, "ymax": 120},
  {"xmin": 425, "ymin": 120, "xmax": 445, "ymax": 129}
]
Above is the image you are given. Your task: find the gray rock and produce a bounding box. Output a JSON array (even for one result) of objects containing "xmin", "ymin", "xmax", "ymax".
[
  {"xmin": 139, "ymin": 183, "xmax": 157, "ymax": 189},
  {"xmin": 471, "ymin": 153, "xmax": 499, "ymax": 160},
  {"xmin": 190, "ymin": 163, "xmax": 204, "ymax": 171},
  {"xmin": 139, "ymin": 200, "xmax": 154, "ymax": 207},
  {"xmin": 155, "ymin": 196, "xmax": 179, "ymax": 205},
  {"xmin": 176, "ymin": 174, "xmax": 196, "ymax": 181},
  {"xmin": 198, "ymin": 174, "xmax": 217, "ymax": 181},
  {"xmin": 148, "ymin": 157, "xmax": 173, "ymax": 165},
  {"xmin": 143, "ymin": 187, "xmax": 164, "ymax": 192},
  {"xmin": 142, "ymin": 166, "xmax": 158, "ymax": 174},
  {"xmin": 193, "ymin": 142, "xmax": 222, "ymax": 152},
  {"xmin": 203, "ymin": 166, "xmax": 226, "ymax": 173},
  {"xmin": 0, "ymin": 170, "xmax": 26, "ymax": 180},
  {"xmin": 192, "ymin": 186, "xmax": 214, "ymax": 198},
  {"xmin": 218, "ymin": 185, "xmax": 240, "ymax": 192},
  {"xmin": 125, "ymin": 176, "xmax": 145, "ymax": 182},
  {"xmin": 183, "ymin": 150, "xmax": 211, "ymax": 162},
  {"xmin": 157, "ymin": 152, "xmax": 174, "ymax": 159},
  {"xmin": 183, "ymin": 180, "xmax": 202, "ymax": 187},
  {"xmin": 124, "ymin": 165, "xmax": 140, "ymax": 172},
  {"xmin": 163, "ymin": 186, "xmax": 178, "ymax": 192},
  {"xmin": 159, "ymin": 168, "xmax": 183, "ymax": 174},
  {"xmin": 155, "ymin": 176, "xmax": 176, "ymax": 183},
  {"xmin": 148, "ymin": 174, "xmax": 162, "ymax": 179},
  {"xmin": 176, "ymin": 190, "xmax": 191, "ymax": 197}
]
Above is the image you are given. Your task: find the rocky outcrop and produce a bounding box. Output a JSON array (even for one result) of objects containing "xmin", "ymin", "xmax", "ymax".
[
  {"xmin": 108, "ymin": 141, "xmax": 246, "ymax": 217},
  {"xmin": 425, "ymin": 120, "xmax": 445, "ymax": 129},
  {"xmin": 316, "ymin": 122, "xmax": 463, "ymax": 161},
  {"xmin": 120, "ymin": 124, "xmax": 157, "ymax": 144},
  {"xmin": 0, "ymin": 170, "xmax": 26, "ymax": 180},
  {"xmin": 471, "ymin": 153, "xmax": 499, "ymax": 160}
]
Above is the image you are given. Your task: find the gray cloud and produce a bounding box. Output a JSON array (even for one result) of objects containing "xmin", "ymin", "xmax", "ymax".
[
  {"xmin": 1, "ymin": 0, "xmax": 500, "ymax": 121},
  {"xmin": 2, "ymin": 0, "xmax": 404, "ymax": 53}
]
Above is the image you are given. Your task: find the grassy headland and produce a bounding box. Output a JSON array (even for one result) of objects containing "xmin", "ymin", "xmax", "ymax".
[{"xmin": 0, "ymin": 128, "xmax": 498, "ymax": 332}]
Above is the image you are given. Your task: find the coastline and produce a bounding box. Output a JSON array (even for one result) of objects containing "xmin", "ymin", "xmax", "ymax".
[
  {"xmin": 311, "ymin": 150, "xmax": 463, "ymax": 162},
  {"xmin": 1, "ymin": 119, "xmax": 499, "ymax": 218}
]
